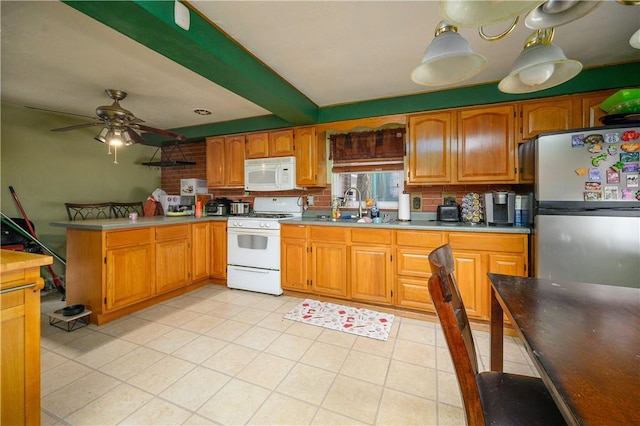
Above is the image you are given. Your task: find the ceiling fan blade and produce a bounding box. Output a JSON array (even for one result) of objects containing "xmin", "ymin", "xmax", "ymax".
[
  {"xmin": 25, "ymin": 105, "xmax": 98, "ymax": 121},
  {"xmin": 135, "ymin": 124, "xmax": 187, "ymax": 142},
  {"xmin": 51, "ymin": 122, "xmax": 103, "ymax": 132},
  {"xmin": 126, "ymin": 128, "xmax": 146, "ymax": 145}
]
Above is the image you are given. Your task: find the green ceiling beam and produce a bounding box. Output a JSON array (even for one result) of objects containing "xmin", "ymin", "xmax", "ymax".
[{"xmin": 62, "ymin": 0, "xmax": 319, "ymax": 127}]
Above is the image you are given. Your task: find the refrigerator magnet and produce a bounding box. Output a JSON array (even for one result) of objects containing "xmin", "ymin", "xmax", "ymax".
[
  {"xmin": 620, "ymin": 152, "xmax": 639, "ymax": 162},
  {"xmin": 588, "ymin": 143, "xmax": 602, "ymax": 154},
  {"xmin": 575, "ymin": 168, "xmax": 589, "ymax": 176},
  {"xmin": 608, "ymin": 145, "xmax": 618, "ymax": 155},
  {"xmin": 622, "ymin": 188, "xmax": 635, "ymax": 200},
  {"xmin": 622, "ymin": 163, "xmax": 639, "ymax": 173},
  {"xmin": 585, "ymin": 182, "xmax": 602, "ymax": 191},
  {"xmin": 607, "ymin": 169, "xmax": 621, "ymax": 183},
  {"xmin": 591, "ymin": 153, "xmax": 607, "ymax": 167},
  {"xmin": 585, "ymin": 134, "xmax": 604, "ymax": 145},
  {"xmin": 583, "ymin": 191, "xmax": 602, "ymax": 201},
  {"xmin": 621, "ymin": 130, "xmax": 640, "ymax": 141},
  {"xmin": 627, "ymin": 175, "xmax": 639, "ymax": 188},
  {"xmin": 572, "ymin": 134, "xmax": 585, "ymax": 147},
  {"xmin": 589, "ymin": 168, "xmax": 602, "ymax": 181},
  {"xmin": 605, "ymin": 132, "xmax": 620, "ymax": 144},
  {"xmin": 604, "ymin": 186, "xmax": 619, "ymax": 200}
]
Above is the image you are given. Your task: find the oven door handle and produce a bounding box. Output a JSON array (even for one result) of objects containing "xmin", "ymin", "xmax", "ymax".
[
  {"xmin": 227, "ymin": 228, "xmax": 280, "ymax": 236},
  {"xmin": 229, "ymin": 265, "xmax": 274, "ymax": 273}
]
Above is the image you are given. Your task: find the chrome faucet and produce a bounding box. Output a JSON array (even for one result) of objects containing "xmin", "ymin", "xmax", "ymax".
[{"xmin": 343, "ymin": 186, "xmax": 365, "ymax": 218}]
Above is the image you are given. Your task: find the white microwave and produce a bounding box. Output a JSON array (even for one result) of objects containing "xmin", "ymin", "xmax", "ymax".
[{"xmin": 244, "ymin": 156, "xmax": 299, "ymax": 191}]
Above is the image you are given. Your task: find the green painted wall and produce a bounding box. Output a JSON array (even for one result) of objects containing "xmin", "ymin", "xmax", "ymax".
[{"xmin": 0, "ymin": 103, "xmax": 161, "ymax": 277}]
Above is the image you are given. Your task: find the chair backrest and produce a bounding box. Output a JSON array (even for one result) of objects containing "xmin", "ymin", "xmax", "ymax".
[
  {"xmin": 65, "ymin": 203, "xmax": 113, "ymax": 221},
  {"xmin": 428, "ymin": 244, "xmax": 485, "ymax": 426},
  {"xmin": 110, "ymin": 202, "xmax": 144, "ymax": 218}
]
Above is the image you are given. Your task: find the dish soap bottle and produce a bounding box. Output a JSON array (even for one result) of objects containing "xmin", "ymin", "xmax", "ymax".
[{"xmin": 370, "ymin": 199, "xmax": 379, "ymax": 219}]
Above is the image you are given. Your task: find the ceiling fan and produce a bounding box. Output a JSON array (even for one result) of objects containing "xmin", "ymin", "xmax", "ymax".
[{"xmin": 27, "ymin": 89, "xmax": 186, "ymax": 145}]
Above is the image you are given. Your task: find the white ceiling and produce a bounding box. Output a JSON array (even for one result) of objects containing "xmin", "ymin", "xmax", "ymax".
[{"xmin": 1, "ymin": 1, "xmax": 639, "ymax": 137}]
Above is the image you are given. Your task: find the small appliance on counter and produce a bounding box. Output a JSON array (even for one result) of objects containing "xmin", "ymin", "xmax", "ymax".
[
  {"xmin": 436, "ymin": 197, "xmax": 460, "ymax": 222},
  {"xmin": 158, "ymin": 195, "xmax": 195, "ymax": 215},
  {"xmin": 484, "ymin": 191, "xmax": 515, "ymax": 226},
  {"xmin": 230, "ymin": 200, "xmax": 251, "ymax": 215},
  {"xmin": 461, "ymin": 192, "xmax": 484, "ymax": 224},
  {"xmin": 180, "ymin": 179, "xmax": 208, "ymax": 196},
  {"xmin": 205, "ymin": 197, "xmax": 232, "ymax": 216}
]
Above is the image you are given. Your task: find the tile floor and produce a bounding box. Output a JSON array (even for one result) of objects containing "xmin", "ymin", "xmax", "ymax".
[{"xmin": 40, "ymin": 284, "xmax": 537, "ymax": 425}]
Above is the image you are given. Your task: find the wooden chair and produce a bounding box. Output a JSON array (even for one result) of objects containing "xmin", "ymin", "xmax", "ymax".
[
  {"xmin": 65, "ymin": 202, "xmax": 113, "ymax": 221},
  {"xmin": 110, "ymin": 201, "xmax": 144, "ymax": 218},
  {"xmin": 427, "ymin": 244, "xmax": 565, "ymax": 426}
]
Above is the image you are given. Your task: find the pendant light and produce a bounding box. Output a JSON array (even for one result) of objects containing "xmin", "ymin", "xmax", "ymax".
[
  {"xmin": 498, "ymin": 28, "xmax": 582, "ymax": 94},
  {"xmin": 411, "ymin": 21, "xmax": 486, "ymax": 87},
  {"xmin": 440, "ymin": 0, "xmax": 544, "ymax": 28},
  {"xmin": 525, "ymin": 0, "xmax": 604, "ymax": 29}
]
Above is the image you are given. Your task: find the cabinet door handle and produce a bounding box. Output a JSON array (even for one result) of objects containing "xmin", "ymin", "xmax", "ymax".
[{"xmin": 0, "ymin": 283, "xmax": 35, "ymax": 294}]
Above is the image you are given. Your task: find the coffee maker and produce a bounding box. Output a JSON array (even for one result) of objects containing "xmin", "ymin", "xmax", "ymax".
[{"xmin": 484, "ymin": 191, "xmax": 515, "ymax": 226}]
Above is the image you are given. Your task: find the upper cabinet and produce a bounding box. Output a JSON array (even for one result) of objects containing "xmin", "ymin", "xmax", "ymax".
[
  {"xmin": 245, "ymin": 132, "xmax": 269, "ymax": 159},
  {"xmin": 518, "ymin": 97, "xmax": 580, "ymax": 143},
  {"xmin": 245, "ymin": 129, "xmax": 295, "ymax": 159},
  {"xmin": 457, "ymin": 105, "xmax": 517, "ymax": 183},
  {"xmin": 578, "ymin": 89, "xmax": 617, "ymax": 128},
  {"xmin": 295, "ymin": 126, "xmax": 327, "ymax": 187},
  {"xmin": 407, "ymin": 112, "xmax": 454, "ymax": 185},
  {"xmin": 269, "ymin": 129, "xmax": 295, "ymax": 157},
  {"xmin": 206, "ymin": 135, "xmax": 245, "ymax": 188}
]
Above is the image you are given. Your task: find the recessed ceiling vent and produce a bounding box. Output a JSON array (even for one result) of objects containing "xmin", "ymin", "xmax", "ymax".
[{"xmin": 141, "ymin": 142, "xmax": 196, "ymax": 167}]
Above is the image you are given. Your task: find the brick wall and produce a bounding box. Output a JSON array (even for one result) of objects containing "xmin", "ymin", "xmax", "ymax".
[{"xmin": 161, "ymin": 141, "xmax": 517, "ymax": 212}]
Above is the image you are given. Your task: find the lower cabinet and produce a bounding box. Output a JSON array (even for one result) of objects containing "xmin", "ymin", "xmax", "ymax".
[
  {"xmin": 351, "ymin": 229, "xmax": 393, "ymax": 305},
  {"xmin": 105, "ymin": 228, "xmax": 155, "ymax": 311},
  {"xmin": 155, "ymin": 225, "xmax": 191, "ymax": 294},
  {"xmin": 210, "ymin": 221, "xmax": 227, "ymax": 280},
  {"xmin": 191, "ymin": 222, "xmax": 211, "ymax": 282},
  {"xmin": 65, "ymin": 220, "xmax": 226, "ymax": 325},
  {"xmin": 280, "ymin": 224, "xmax": 529, "ymax": 322},
  {"xmin": 310, "ymin": 227, "xmax": 349, "ymax": 298}
]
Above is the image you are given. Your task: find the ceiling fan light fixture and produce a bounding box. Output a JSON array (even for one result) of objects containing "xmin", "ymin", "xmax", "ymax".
[
  {"xmin": 107, "ymin": 128, "xmax": 125, "ymax": 146},
  {"xmin": 498, "ymin": 29, "xmax": 582, "ymax": 94},
  {"xmin": 94, "ymin": 127, "xmax": 109, "ymax": 144},
  {"xmin": 122, "ymin": 130, "xmax": 135, "ymax": 146},
  {"xmin": 411, "ymin": 22, "xmax": 486, "ymax": 86},
  {"xmin": 440, "ymin": 0, "xmax": 545, "ymax": 28},
  {"xmin": 630, "ymin": 28, "xmax": 640, "ymax": 49}
]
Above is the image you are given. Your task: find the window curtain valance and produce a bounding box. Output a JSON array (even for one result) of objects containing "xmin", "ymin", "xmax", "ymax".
[{"xmin": 329, "ymin": 128, "xmax": 406, "ymax": 172}]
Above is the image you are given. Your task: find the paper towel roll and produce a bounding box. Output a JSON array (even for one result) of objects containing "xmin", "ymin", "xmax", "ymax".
[{"xmin": 398, "ymin": 193, "xmax": 411, "ymax": 221}]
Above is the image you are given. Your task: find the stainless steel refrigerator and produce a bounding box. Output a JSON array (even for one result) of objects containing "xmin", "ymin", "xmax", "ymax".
[{"xmin": 521, "ymin": 125, "xmax": 640, "ymax": 288}]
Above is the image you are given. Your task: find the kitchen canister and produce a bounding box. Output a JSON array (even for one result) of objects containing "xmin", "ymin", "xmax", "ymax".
[{"xmin": 398, "ymin": 193, "xmax": 411, "ymax": 221}]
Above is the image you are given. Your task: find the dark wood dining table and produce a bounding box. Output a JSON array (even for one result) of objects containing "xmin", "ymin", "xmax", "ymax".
[{"xmin": 488, "ymin": 273, "xmax": 640, "ymax": 426}]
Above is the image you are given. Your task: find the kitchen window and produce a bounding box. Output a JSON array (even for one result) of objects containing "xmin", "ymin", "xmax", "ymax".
[{"xmin": 329, "ymin": 127, "xmax": 405, "ymax": 210}]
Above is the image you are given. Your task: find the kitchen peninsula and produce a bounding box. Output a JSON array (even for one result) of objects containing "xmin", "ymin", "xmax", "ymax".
[{"xmin": 53, "ymin": 215, "xmax": 529, "ymax": 325}]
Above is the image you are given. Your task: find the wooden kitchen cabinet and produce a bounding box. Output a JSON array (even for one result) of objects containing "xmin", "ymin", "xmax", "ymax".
[
  {"xmin": 1, "ymin": 250, "xmax": 52, "ymax": 426},
  {"xmin": 295, "ymin": 126, "xmax": 327, "ymax": 187},
  {"xmin": 191, "ymin": 222, "xmax": 211, "ymax": 282},
  {"xmin": 309, "ymin": 226, "xmax": 348, "ymax": 298},
  {"xmin": 457, "ymin": 105, "xmax": 517, "ymax": 183},
  {"xmin": 210, "ymin": 221, "xmax": 227, "ymax": 280},
  {"xmin": 281, "ymin": 224, "xmax": 309, "ymax": 292},
  {"xmin": 350, "ymin": 229, "xmax": 393, "ymax": 305},
  {"xmin": 579, "ymin": 89, "xmax": 617, "ymax": 128},
  {"xmin": 394, "ymin": 230, "xmax": 446, "ymax": 312},
  {"xmin": 407, "ymin": 112, "xmax": 454, "ymax": 184},
  {"xmin": 245, "ymin": 132, "xmax": 269, "ymax": 159},
  {"xmin": 206, "ymin": 135, "xmax": 245, "ymax": 188},
  {"xmin": 105, "ymin": 228, "xmax": 155, "ymax": 311},
  {"xmin": 518, "ymin": 97, "xmax": 580, "ymax": 143},
  {"xmin": 269, "ymin": 129, "xmax": 295, "ymax": 157},
  {"xmin": 448, "ymin": 232, "xmax": 528, "ymax": 320},
  {"xmin": 155, "ymin": 225, "xmax": 190, "ymax": 294}
]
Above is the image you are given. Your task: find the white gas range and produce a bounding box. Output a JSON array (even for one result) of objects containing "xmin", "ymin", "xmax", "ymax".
[{"xmin": 227, "ymin": 197, "xmax": 303, "ymax": 295}]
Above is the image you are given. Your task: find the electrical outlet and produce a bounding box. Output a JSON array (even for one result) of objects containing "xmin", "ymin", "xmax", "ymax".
[
  {"xmin": 442, "ymin": 192, "xmax": 457, "ymax": 204},
  {"xmin": 307, "ymin": 194, "xmax": 314, "ymax": 206}
]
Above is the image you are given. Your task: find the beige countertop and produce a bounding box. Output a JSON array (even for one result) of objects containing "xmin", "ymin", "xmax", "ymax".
[{"xmin": 50, "ymin": 215, "xmax": 228, "ymax": 231}]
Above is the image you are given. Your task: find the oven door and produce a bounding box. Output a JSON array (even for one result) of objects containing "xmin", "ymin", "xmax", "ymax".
[{"xmin": 227, "ymin": 228, "xmax": 280, "ymax": 270}]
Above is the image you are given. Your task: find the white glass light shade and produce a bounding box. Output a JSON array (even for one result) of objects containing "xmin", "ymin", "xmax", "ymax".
[
  {"xmin": 499, "ymin": 43, "xmax": 582, "ymax": 94},
  {"xmin": 441, "ymin": 0, "xmax": 544, "ymax": 28},
  {"xmin": 107, "ymin": 129, "xmax": 124, "ymax": 146},
  {"xmin": 411, "ymin": 30, "xmax": 486, "ymax": 86},
  {"xmin": 631, "ymin": 28, "xmax": 640, "ymax": 49},
  {"xmin": 525, "ymin": 0, "xmax": 604, "ymax": 30},
  {"xmin": 122, "ymin": 130, "xmax": 134, "ymax": 146}
]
